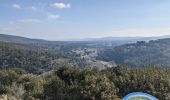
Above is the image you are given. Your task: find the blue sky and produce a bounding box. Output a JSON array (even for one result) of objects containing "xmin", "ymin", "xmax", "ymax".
[{"xmin": 1, "ymin": 0, "xmax": 170, "ymax": 40}]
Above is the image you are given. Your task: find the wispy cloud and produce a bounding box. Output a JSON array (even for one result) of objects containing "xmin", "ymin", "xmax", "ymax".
[
  {"xmin": 12, "ymin": 4, "xmax": 21, "ymax": 9},
  {"xmin": 50, "ymin": 3, "xmax": 71, "ymax": 9},
  {"xmin": 16, "ymin": 14, "xmax": 59, "ymax": 24},
  {"xmin": 47, "ymin": 14, "xmax": 60, "ymax": 20},
  {"xmin": 9, "ymin": 3, "xmax": 61, "ymax": 24},
  {"xmin": 30, "ymin": 6, "xmax": 37, "ymax": 11},
  {"xmin": 17, "ymin": 19, "xmax": 42, "ymax": 23}
]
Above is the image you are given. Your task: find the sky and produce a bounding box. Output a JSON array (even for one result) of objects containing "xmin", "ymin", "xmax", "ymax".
[{"xmin": 1, "ymin": 0, "xmax": 170, "ymax": 40}]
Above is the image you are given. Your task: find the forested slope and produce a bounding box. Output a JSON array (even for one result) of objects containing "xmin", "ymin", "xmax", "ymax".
[
  {"xmin": 97, "ymin": 38, "xmax": 170, "ymax": 67},
  {"xmin": 0, "ymin": 42, "xmax": 60, "ymax": 73},
  {"xmin": 0, "ymin": 66, "xmax": 169, "ymax": 100},
  {"xmin": 0, "ymin": 41, "xmax": 108, "ymax": 73}
]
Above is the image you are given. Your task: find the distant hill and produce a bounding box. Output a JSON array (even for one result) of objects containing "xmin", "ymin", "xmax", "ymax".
[
  {"xmin": 0, "ymin": 34, "xmax": 52, "ymax": 44},
  {"xmin": 81, "ymin": 35, "xmax": 170, "ymax": 42},
  {"xmin": 97, "ymin": 38, "xmax": 170, "ymax": 67},
  {"xmin": 69, "ymin": 35, "xmax": 170, "ymax": 47},
  {"xmin": 0, "ymin": 34, "xmax": 127, "ymax": 48},
  {"xmin": 2, "ymin": 34, "xmax": 170, "ymax": 69},
  {"xmin": 0, "ymin": 35, "xmax": 115, "ymax": 73},
  {"xmin": 1, "ymin": 34, "xmax": 170, "ymax": 48}
]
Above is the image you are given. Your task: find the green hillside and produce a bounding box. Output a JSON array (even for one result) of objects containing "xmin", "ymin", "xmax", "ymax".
[{"xmin": 97, "ymin": 38, "xmax": 170, "ymax": 67}]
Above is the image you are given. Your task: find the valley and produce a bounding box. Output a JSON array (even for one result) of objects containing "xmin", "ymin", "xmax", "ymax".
[{"xmin": 1, "ymin": 34, "xmax": 170, "ymax": 99}]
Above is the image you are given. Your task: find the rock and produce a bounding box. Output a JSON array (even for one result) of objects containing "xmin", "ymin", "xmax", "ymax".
[{"xmin": 0, "ymin": 94, "xmax": 7, "ymax": 100}]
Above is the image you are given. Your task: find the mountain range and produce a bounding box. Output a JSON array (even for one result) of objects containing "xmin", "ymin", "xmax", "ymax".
[{"xmin": 1, "ymin": 34, "xmax": 170, "ymax": 44}]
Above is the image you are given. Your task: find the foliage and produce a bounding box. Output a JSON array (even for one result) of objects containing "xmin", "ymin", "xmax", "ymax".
[
  {"xmin": 97, "ymin": 39, "xmax": 170, "ymax": 67},
  {"xmin": 0, "ymin": 66, "xmax": 170, "ymax": 99}
]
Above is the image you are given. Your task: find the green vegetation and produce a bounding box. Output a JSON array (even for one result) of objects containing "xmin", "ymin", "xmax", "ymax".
[
  {"xmin": 97, "ymin": 39, "xmax": 170, "ymax": 67},
  {"xmin": 1, "ymin": 35, "xmax": 170, "ymax": 100},
  {"xmin": 0, "ymin": 66, "xmax": 169, "ymax": 100},
  {"xmin": 0, "ymin": 41, "xmax": 59, "ymax": 74},
  {"xmin": 0, "ymin": 41, "xmax": 91, "ymax": 74}
]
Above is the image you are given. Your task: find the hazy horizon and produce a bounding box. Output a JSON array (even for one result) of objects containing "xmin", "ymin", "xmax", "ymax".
[
  {"xmin": 1, "ymin": 0, "xmax": 170, "ymax": 40},
  {"xmin": 2, "ymin": 33, "xmax": 170, "ymax": 41}
]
